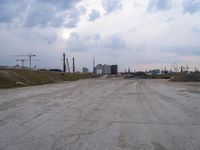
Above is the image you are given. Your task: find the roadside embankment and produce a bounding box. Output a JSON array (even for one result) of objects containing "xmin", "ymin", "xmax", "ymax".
[
  {"xmin": 0, "ymin": 69, "xmax": 98, "ymax": 88},
  {"xmin": 172, "ymin": 72, "xmax": 200, "ymax": 82}
]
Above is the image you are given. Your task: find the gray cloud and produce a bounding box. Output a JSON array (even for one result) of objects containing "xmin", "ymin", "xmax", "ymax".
[
  {"xmin": 88, "ymin": 9, "xmax": 101, "ymax": 21},
  {"xmin": 66, "ymin": 33, "xmax": 101, "ymax": 51},
  {"xmin": 25, "ymin": 0, "xmax": 82, "ymax": 28},
  {"xmin": 64, "ymin": 8, "xmax": 83, "ymax": 28},
  {"xmin": 0, "ymin": 0, "xmax": 28, "ymax": 23},
  {"xmin": 192, "ymin": 24, "xmax": 200, "ymax": 33},
  {"xmin": 103, "ymin": 35, "xmax": 126, "ymax": 49},
  {"xmin": 25, "ymin": 3, "xmax": 62, "ymax": 28},
  {"xmin": 66, "ymin": 33, "xmax": 126, "ymax": 52},
  {"xmin": 166, "ymin": 17, "xmax": 176, "ymax": 22},
  {"xmin": 102, "ymin": 0, "xmax": 122, "ymax": 14},
  {"xmin": 183, "ymin": 0, "xmax": 200, "ymax": 14},
  {"xmin": 0, "ymin": 0, "xmax": 82, "ymax": 28},
  {"xmin": 38, "ymin": 0, "xmax": 80, "ymax": 10},
  {"xmin": 148, "ymin": 0, "xmax": 171, "ymax": 12},
  {"xmin": 162, "ymin": 46, "xmax": 200, "ymax": 56}
]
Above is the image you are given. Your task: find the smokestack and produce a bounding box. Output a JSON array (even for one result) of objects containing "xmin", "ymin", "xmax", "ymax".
[
  {"xmin": 63, "ymin": 53, "xmax": 66, "ymax": 72},
  {"xmin": 73, "ymin": 57, "xmax": 75, "ymax": 73}
]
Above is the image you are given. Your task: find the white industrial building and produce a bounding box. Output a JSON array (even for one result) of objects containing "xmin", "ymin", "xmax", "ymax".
[{"xmin": 95, "ymin": 64, "xmax": 118, "ymax": 75}]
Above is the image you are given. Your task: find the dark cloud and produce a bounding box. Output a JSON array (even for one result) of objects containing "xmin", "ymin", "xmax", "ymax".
[
  {"xmin": 66, "ymin": 33, "xmax": 126, "ymax": 52},
  {"xmin": 88, "ymin": 9, "xmax": 101, "ymax": 21},
  {"xmin": 101, "ymin": 0, "xmax": 122, "ymax": 14},
  {"xmin": 64, "ymin": 8, "xmax": 82, "ymax": 28},
  {"xmin": 38, "ymin": 0, "xmax": 80, "ymax": 10},
  {"xmin": 0, "ymin": 0, "xmax": 82, "ymax": 28},
  {"xmin": 25, "ymin": 3, "xmax": 62, "ymax": 28},
  {"xmin": 25, "ymin": 0, "xmax": 82, "ymax": 28},
  {"xmin": 0, "ymin": 0, "xmax": 28, "ymax": 23},
  {"xmin": 148, "ymin": 0, "xmax": 171, "ymax": 12},
  {"xmin": 183, "ymin": 0, "xmax": 200, "ymax": 14}
]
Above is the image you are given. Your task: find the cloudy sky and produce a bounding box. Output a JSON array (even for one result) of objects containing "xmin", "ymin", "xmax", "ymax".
[{"xmin": 0, "ymin": 0, "xmax": 200, "ymax": 72}]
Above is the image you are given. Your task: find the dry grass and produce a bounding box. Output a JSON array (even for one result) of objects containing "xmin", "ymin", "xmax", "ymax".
[
  {"xmin": 172, "ymin": 72, "xmax": 200, "ymax": 82},
  {"xmin": 0, "ymin": 69, "xmax": 98, "ymax": 88}
]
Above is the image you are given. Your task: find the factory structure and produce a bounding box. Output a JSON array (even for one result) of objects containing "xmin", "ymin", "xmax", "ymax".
[
  {"xmin": 82, "ymin": 67, "xmax": 89, "ymax": 74},
  {"xmin": 94, "ymin": 64, "xmax": 118, "ymax": 75}
]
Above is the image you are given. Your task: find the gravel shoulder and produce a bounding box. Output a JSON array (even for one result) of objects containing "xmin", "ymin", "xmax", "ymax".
[{"xmin": 0, "ymin": 79, "xmax": 200, "ymax": 150}]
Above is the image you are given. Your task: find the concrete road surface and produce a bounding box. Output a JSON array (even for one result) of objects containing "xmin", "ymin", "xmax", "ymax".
[{"xmin": 0, "ymin": 79, "xmax": 200, "ymax": 150}]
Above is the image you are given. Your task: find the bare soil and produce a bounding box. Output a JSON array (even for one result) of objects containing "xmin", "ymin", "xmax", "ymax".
[{"xmin": 0, "ymin": 78, "xmax": 200, "ymax": 150}]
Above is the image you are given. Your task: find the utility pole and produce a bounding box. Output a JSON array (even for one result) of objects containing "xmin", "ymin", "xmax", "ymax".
[
  {"xmin": 93, "ymin": 56, "xmax": 95, "ymax": 74},
  {"xmin": 73, "ymin": 57, "xmax": 75, "ymax": 73},
  {"xmin": 63, "ymin": 53, "xmax": 66, "ymax": 72}
]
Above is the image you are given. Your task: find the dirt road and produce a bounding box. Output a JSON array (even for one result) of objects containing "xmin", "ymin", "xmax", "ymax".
[{"xmin": 0, "ymin": 79, "xmax": 200, "ymax": 150}]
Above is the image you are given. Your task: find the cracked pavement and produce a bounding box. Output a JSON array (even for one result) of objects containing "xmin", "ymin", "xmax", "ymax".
[{"xmin": 0, "ymin": 78, "xmax": 200, "ymax": 150}]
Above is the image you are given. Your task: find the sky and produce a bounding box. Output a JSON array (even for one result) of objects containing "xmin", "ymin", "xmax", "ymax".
[{"xmin": 0, "ymin": 0, "xmax": 200, "ymax": 72}]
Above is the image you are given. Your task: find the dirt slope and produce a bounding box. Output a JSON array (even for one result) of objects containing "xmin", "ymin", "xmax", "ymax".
[
  {"xmin": 172, "ymin": 72, "xmax": 200, "ymax": 82},
  {"xmin": 0, "ymin": 69, "xmax": 97, "ymax": 88}
]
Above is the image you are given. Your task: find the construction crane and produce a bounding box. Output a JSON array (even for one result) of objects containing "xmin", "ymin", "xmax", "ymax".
[
  {"xmin": 13, "ymin": 52, "xmax": 37, "ymax": 69},
  {"xmin": 16, "ymin": 59, "xmax": 28, "ymax": 67}
]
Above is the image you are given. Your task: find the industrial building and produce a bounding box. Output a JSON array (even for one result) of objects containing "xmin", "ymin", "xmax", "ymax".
[
  {"xmin": 111, "ymin": 65, "xmax": 118, "ymax": 75},
  {"xmin": 95, "ymin": 64, "xmax": 118, "ymax": 75},
  {"xmin": 82, "ymin": 67, "xmax": 89, "ymax": 74},
  {"xmin": 146, "ymin": 69, "xmax": 161, "ymax": 75}
]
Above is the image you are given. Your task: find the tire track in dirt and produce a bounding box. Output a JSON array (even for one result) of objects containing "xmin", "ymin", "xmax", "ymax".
[{"xmin": 143, "ymin": 81, "xmax": 200, "ymax": 120}]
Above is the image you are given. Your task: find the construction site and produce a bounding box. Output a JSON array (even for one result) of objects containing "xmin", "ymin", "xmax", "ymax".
[
  {"xmin": 0, "ymin": 52, "xmax": 200, "ymax": 150},
  {"xmin": 1, "ymin": 0, "xmax": 200, "ymax": 149},
  {"xmin": 0, "ymin": 74, "xmax": 200, "ymax": 150}
]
